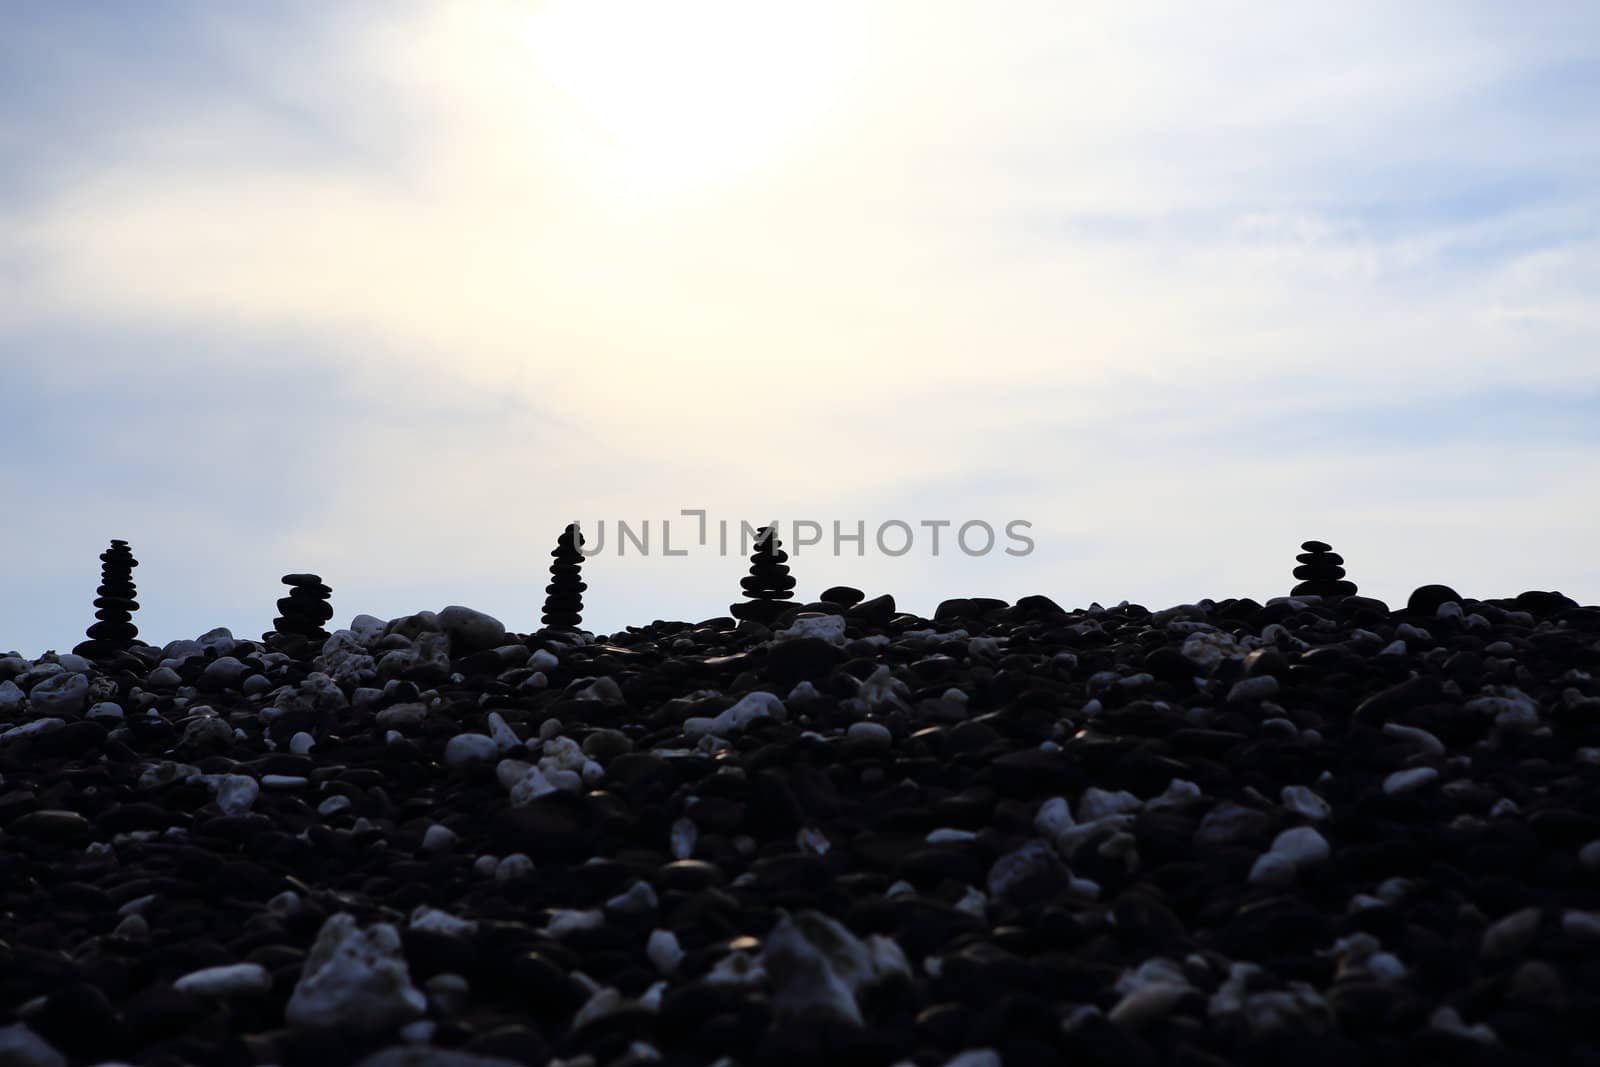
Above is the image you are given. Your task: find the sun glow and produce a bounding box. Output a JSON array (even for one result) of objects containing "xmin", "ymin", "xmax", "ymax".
[{"xmin": 523, "ymin": 0, "xmax": 860, "ymax": 191}]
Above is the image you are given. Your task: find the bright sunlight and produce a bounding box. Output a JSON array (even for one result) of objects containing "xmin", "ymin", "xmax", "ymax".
[{"xmin": 522, "ymin": 0, "xmax": 862, "ymax": 192}]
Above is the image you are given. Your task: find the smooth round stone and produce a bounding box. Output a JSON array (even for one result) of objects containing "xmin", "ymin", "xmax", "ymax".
[
  {"xmin": 847, "ymin": 594, "xmax": 897, "ymax": 624},
  {"xmin": 1295, "ymin": 552, "xmax": 1344, "ymax": 566},
  {"xmin": 580, "ymin": 729, "xmax": 634, "ymax": 760},
  {"xmin": 655, "ymin": 859, "xmax": 725, "ymax": 891},
  {"xmin": 1301, "ymin": 540, "xmax": 1333, "ymax": 552},
  {"xmin": 277, "ymin": 598, "xmax": 335, "ymax": 621},
  {"xmin": 1514, "ymin": 590, "xmax": 1576, "ymax": 616},
  {"xmin": 1293, "ymin": 564, "xmax": 1346, "ymax": 580},
  {"xmin": 1291, "ymin": 579, "xmax": 1358, "ymax": 597},
  {"xmin": 281, "ymin": 573, "xmax": 323, "ymax": 585},
  {"xmin": 11, "ymin": 809, "xmax": 91, "ymax": 841},
  {"xmin": 845, "ymin": 721, "xmax": 893, "ymax": 750},
  {"xmin": 438, "ymin": 606, "xmax": 508, "ymax": 654},
  {"xmin": 740, "ymin": 573, "xmax": 797, "ymax": 593},
  {"xmin": 26, "ymin": 672, "xmax": 90, "ymax": 716},
  {"xmin": 1382, "ymin": 767, "xmax": 1439, "ymax": 795},
  {"xmin": 1407, "ymin": 584, "xmax": 1463, "ymax": 615},
  {"xmin": 86, "ymin": 620, "xmax": 140, "ymax": 639},
  {"xmin": 1481, "ymin": 907, "xmax": 1541, "ymax": 960},
  {"xmin": 820, "ymin": 586, "xmax": 865, "ymax": 608},
  {"xmin": 444, "ymin": 733, "xmax": 500, "ymax": 768}
]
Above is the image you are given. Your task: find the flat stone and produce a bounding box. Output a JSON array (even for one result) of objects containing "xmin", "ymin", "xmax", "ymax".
[{"xmin": 10, "ymin": 810, "xmax": 90, "ymax": 841}]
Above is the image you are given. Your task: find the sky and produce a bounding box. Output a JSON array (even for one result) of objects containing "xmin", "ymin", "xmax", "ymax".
[{"xmin": 2, "ymin": 1, "xmax": 1598, "ymax": 655}]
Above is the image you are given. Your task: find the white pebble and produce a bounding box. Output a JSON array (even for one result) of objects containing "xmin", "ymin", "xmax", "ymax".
[
  {"xmin": 444, "ymin": 733, "xmax": 500, "ymax": 768},
  {"xmin": 1279, "ymin": 785, "xmax": 1330, "ymax": 821},
  {"xmin": 317, "ymin": 795, "xmax": 352, "ymax": 817},
  {"xmin": 421, "ymin": 824, "xmax": 459, "ymax": 853},
  {"xmin": 778, "ymin": 614, "xmax": 848, "ymax": 646},
  {"xmin": 495, "ymin": 853, "xmax": 534, "ymax": 882},
  {"xmin": 954, "ymin": 887, "xmax": 987, "ymax": 918},
  {"xmin": 545, "ymin": 910, "xmax": 604, "ymax": 938},
  {"xmin": 1430, "ymin": 1005, "xmax": 1498, "ymax": 1044},
  {"xmin": 285, "ymin": 913, "xmax": 426, "ymax": 1031},
  {"xmin": 1366, "ymin": 952, "xmax": 1407, "ymax": 983},
  {"xmin": 670, "ymin": 817, "xmax": 698, "ymax": 860},
  {"xmin": 1248, "ymin": 851, "xmax": 1297, "ymax": 888},
  {"xmin": 113, "ymin": 913, "xmax": 149, "ymax": 939},
  {"xmin": 1035, "ymin": 797, "xmax": 1076, "ymax": 837},
  {"xmin": 1383, "ymin": 767, "xmax": 1439, "ymax": 795},
  {"xmin": 926, "ymin": 828, "xmax": 978, "ymax": 844},
  {"xmin": 215, "ymin": 775, "xmax": 259, "ymax": 815},
  {"xmin": 647, "ymin": 929, "xmax": 683, "ymax": 975},
  {"xmin": 261, "ymin": 774, "xmax": 308, "ymax": 790},
  {"xmin": 399, "ymin": 1020, "xmax": 435, "ymax": 1044},
  {"xmin": 606, "ymin": 881, "xmax": 659, "ymax": 916},
  {"xmin": 1146, "ymin": 779, "xmax": 1202, "ymax": 812},
  {"xmin": 1077, "ymin": 787, "xmax": 1142, "ymax": 823},
  {"xmin": 409, "ymin": 905, "xmax": 478, "ymax": 937},
  {"xmin": 786, "ymin": 681, "xmax": 820, "ymax": 704},
  {"xmin": 797, "ymin": 826, "xmax": 831, "ymax": 855},
  {"xmin": 173, "ymin": 963, "xmax": 271, "ymax": 998},
  {"xmin": 486, "ymin": 712, "xmax": 522, "ymax": 752},
  {"xmin": 1382, "ymin": 722, "xmax": 1445, "ymax": 756},
  {"xmin": 289, "ymin": 731, "xmax": 316, "ymax": 754},
  {"xmin": 1249, "ymin": 827, "xmax": 1329, "ymax": 886},
  {"xmin": 845, "ymin": 721, "xmax": 892, "ymax": 749}
]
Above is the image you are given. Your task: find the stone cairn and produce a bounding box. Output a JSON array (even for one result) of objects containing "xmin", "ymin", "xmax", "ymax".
[
  {"xmin": 730, "ymin": 526, "xmax": 796, "ymax": 624},
  {"xmin": 542, "ymin": 524, "xmax": 586, "ymax": 629},
  {"xmin": 271, "ymin": 573, "xmax": 333, "ymax": 646},
  {"xmin": 1292, "ymin": 539, "xmax": 1357, "ymax": 598},
  {"xmin": 73, "ymin": 539, "xmax": 140, "ymax": 658}
]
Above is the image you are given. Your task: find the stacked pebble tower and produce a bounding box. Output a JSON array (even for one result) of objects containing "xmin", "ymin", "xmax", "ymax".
[
  {"xmin": 730, "ymin": 525, "xmax": 797, "ymax": 624},
  {"xmin": 1292, "ymin": 539, "xmax": 1358, "ymax": 597},
  {"xmin": 541, "ymin": 524, "xmax": 586, "ymax": 629},
  {"xmin": 271, "ymin": 573, "xmax": 334, "ymax": 643},
  {"xmin": 72, "ymin": 538, "xmax": 140, "ymax": 659}
]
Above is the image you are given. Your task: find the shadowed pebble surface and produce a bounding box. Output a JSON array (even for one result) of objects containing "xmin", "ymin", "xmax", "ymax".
[{"xmin": 0, "ymin": 584, "xmax": 1597, "ymax": 1065}]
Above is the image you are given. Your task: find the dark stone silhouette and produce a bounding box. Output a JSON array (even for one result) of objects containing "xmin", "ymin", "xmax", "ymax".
[
  {"xmin": 730, "ymin": 526, "xmax": 796, "ymax": 624},
  {"xmin": 542, "ymin": 524, "xmax": 586, "ymax": 629},
  {"xmin": 1407, "ymin": 583, "xmax": 1463, "ymax": 616},
  {"xmin": 73, "ymin": 539, "xmax": 140, "ymax": 658},
  {"xmin": 820, "ymin": 585, "xmax": 865, "ymax": 608},
  {"xmin": 272, "ymin": 573, "xmax": 333, "ymax": 643},
  {"xmin": 1292, "ymin": 539, "xmax": 1357, "ymax": 598}
]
